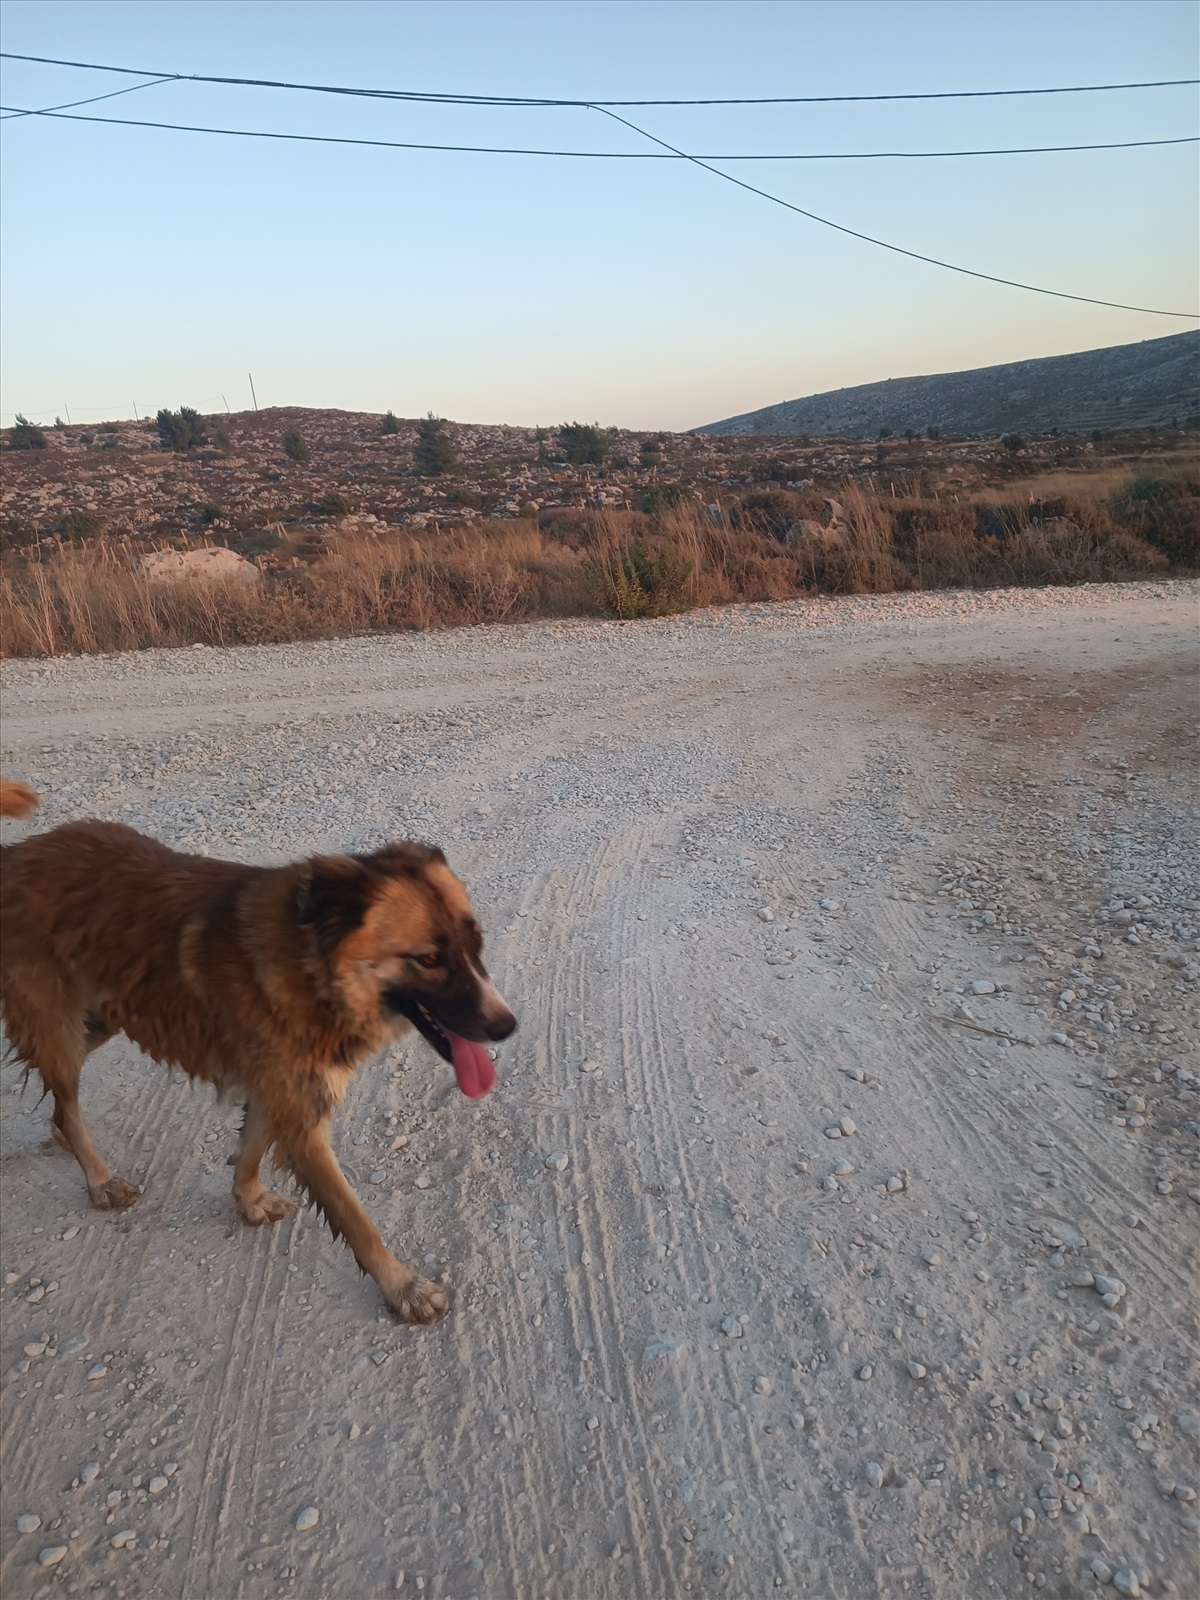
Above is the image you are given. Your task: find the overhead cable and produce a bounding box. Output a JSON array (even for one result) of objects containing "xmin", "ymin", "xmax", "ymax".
[
  {"xmin": 2, "ymin": 102, "xmax": 1195, "ymax": 159},
  {"xmin": 2, "ymin": 51, "xmax": 1196, "ymax": 107},
  {"xmin": 590, "ymin": 103, "xmax": 1199, "ymax": 318}
]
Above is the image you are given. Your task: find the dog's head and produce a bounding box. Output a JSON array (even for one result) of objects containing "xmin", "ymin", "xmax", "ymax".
[{"xmin": 298, "ymin": 842, "xmax": 515, "ymax": 1098}]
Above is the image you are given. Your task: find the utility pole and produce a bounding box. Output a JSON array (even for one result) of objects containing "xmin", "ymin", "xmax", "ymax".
[
  {"xmin": 248, "ymin": 373, "xmax": 259, "ymax": 411},
  {"xmin": 64, "ymin": 406, "xmax": 71, "ymax": 425},
  {"xmin": 221, "ymin": 394, "xmax": 231, "ymax": 414}
]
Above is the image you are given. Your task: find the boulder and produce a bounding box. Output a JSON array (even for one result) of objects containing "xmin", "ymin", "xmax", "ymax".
[{"xmin": 138, "ymin": 546, "xmax": 260, "ymax": 585}]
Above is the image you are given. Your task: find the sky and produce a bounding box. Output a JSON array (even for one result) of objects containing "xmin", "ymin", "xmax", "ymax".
[{"xmin": 0, "ymin": 0, "xmax": 1196, "ymax": 431}]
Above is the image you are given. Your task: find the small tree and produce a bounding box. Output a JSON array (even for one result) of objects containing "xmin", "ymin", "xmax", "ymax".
[
  {"xmin": 638, "ymin": 482, "xmax": 694, "ymax": 516},
  {"xmin": 9, "ymin": 414, "xmax": 47, "ymax": 450},
  {"xmin": 282, "ymin": 430, "xmax": 310, "ymax": 463},
  {"xmin": 877, "ymin": 427, "xmax": 892, "ymax": 441},
  {"xmin": 559, "ymin": 421, "xmax": 609, "ymax": 466},
  {"xmin": 926, "ymin": 424, "xmax": 942, "ymax": 441},
  {"xmin": 156, "ymin": 406, "xmax": 205, "ymax": 451},
  {"xmin": 413, "ymin": 413, "xmax": 458, "ymax": 476},
  {"xmin": 58, "ymin": 509, "xmax": 105, "ymax": 539},
  {"xmin": 381, "ymin": 410, "xmax": 400, "ymax": 435},
  {"xmin": 1001, "ymin": 433, "xmax": 1024, "ymax": 454}
]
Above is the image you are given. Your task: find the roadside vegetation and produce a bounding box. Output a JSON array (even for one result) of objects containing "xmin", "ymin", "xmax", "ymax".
[{"xmin": 1, "ymin": 455, "xmax": 1194, "ymax": 656}]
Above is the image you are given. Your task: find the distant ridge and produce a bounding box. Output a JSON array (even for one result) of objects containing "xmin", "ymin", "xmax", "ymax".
[{"xmin": 693, "ymin": 331, "xmax": 1200, "ymax": 439}]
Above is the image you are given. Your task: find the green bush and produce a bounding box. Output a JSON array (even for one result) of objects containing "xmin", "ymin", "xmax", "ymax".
[
  {"xmin": 730, "ymin": 491, "xmax": 801, "ymax": 541},
  {"xmin": 638, "ymin": 482, "xmax": 694, "ymax": 516},
  {"xmin": 319, "ymin": 491, "xmax": 351, "ymax": 516},
  {"xmin": 58, "ymin": 509, "xmax": 106, "ymax": 540},
  {"xmin": 413, "ymin": 413, "xmax": 458, "ymax": 476},
  {"xmin": 282, "ymin": 431, "xmax": 310, "ymax": 463},
  {"xmin": 584, "ymin": 539, "xmax": 692, "ymax": 618},
  {"xmin": 381, "ymin": 411, "xmax": 400, "ymax": 435},
  {"xmin": 9, "ymin": 414, "xmax": 47, "ymax": 450},
  {"xmin": 559, "ymin": 421, "xmax": 609, "ymax": 466},
  {"xmin": 156, "ymin": 406, "xmax": 205, "ymax": 452}
]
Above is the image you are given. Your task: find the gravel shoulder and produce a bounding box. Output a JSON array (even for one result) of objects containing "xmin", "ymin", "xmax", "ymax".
[{"xmin": 2, "ymin": 580, "xmax": 1198, "ymax": 1600}]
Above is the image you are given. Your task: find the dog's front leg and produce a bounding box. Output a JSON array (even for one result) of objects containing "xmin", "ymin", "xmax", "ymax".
[
  {"xmin": 281, "ymin": 1119, "xmax": 448, "ymax": 1325},
  {"xmin": 230, "ymin": 1100, "xmax": 295, "ymax": 1226}
]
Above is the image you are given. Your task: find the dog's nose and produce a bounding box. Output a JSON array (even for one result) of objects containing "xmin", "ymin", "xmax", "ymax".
[{"xmin": 485, "ymin": 1010, "xmax": 517, "ymax": 1041}]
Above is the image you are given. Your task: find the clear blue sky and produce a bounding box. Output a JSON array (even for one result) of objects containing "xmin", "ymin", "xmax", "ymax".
[{"xmin": 1, "ymin": 0, "xmax": 1196, "ymax": 430}]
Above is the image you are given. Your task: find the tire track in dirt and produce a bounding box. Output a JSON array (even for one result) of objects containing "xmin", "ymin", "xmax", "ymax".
[
  {"xmin": 501, "ymin": 824, "xmax": 673, "ymax": 1597},
  {"xmin": 178, "ymin": 1216, "xmax": 295, "ymax": 1600}
]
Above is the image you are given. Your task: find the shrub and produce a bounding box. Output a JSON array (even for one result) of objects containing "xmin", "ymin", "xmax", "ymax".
[
  {"xmin": 559, "ymin": 421, "xmax": 609, "ymax": 466},
  {"xmin": 9, "ymin": 414, "xmax": 47, "ymax": 450},
  {"xmin": 413, "ymin": 413, "xmax": 458, "ymax": 476},
  {"xmin": 282, "ymin": 431, "xmax": 310, "ymax": 463},
  {"xmin": 156, "ymin": 406, "xmax": 205, "ymax": 452},
  {"xmin": 319, "ymin": 491, "xmax": 351, "ymax": 517},
  {"xmin": 926, "ymin": 424, "xmax": 941, "ymax": 441},
  {"xmin": 58, "ymin": 509, "xmax": 106, "ymax": 540},
  {"xmin": 381, "ymin": 411, "xmax": 400, "ymax": 435},
  {"xmin": 1002, "ymin": 434, "xmax": 1025, "ymax": 454},
  {"xmin": 638, "ymin": 482, "xmax": 694, "ymax": 516},
  {"xmin": 730, "ymin": 491, "xmax": 801, "ymax": 541},
  {"xmin": 584, "ymin": 538, "xmax": 692, "ymax": 618}
]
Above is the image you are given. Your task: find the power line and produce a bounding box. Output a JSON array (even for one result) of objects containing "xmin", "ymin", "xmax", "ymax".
[
  {"xmin": 590, "ymin": 104, "xmax": 1199, "ymax": 319},
  {"xmin": 3, "ymin": 102, "xmax": 1194, "ymax": 160},
  {"xmin": 0, "ymin": 75, "xmax": 172, "ymax": 120},
  {"xmin": 2, "ymin": 51, "xmax": 1197, "ymax": 106},
  {"xmin": 3, "ymin": 56, "xmax": 1193, "ymax": 319}
]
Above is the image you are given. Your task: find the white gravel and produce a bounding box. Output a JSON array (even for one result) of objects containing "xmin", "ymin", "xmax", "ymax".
[{"xmin": 2, "ymin": 579, "xmax": 1198, "ymax": 1599}]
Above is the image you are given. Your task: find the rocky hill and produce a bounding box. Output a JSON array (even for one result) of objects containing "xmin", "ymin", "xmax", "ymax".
[{"xmin": 695, "ymin": 330, "xmax": 1200, "ymax": 439}]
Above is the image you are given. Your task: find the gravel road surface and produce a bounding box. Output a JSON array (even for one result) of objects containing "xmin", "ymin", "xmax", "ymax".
[{"xmin": 2, "ymin": 580, "xmax": 1198, "ymax": 1600}]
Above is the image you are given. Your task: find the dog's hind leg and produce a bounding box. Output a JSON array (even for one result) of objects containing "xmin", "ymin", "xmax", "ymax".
[
  {"xmin": 33, "ymin": 1009, "xmax": 139, "ymax": 1210},
  {"xmin": 279, "ymin": 1119, "xmax": 448, "ymax": 1325},
  {"xmin": 230, "ymin": 1100, "xmax": 294, "ymax": 1226}
]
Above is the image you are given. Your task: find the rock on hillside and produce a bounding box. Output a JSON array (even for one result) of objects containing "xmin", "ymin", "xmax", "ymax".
[{"xmin": 694, "ymin": 331, "xmax": 1200, "ymax": 439}]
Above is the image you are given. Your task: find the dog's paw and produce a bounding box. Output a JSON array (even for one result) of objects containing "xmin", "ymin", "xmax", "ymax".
[
  {"xmin": 236, "ymin": 1189, "xmax": 294, "ymax": 1226},
  {"xmin": 90, "ymin": 1175, "xmax": 140, "ymax": 1210},
  {"xmin": 388, "ymin": 1275, "xmax": 449, "ymax": 1326}
]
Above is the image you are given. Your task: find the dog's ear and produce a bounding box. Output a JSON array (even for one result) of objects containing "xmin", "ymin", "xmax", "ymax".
[
  {"xmin": 298, "ymin": 856, "xmax": 374, "ymax": 958},
  {"xmin": 364, "ymin": 841, "xmax": 447, "ymax": 872}
]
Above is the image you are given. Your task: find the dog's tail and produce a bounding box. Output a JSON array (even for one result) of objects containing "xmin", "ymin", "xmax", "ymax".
[{"xmin": 0, "ymin": 779, "xmax": 39, "ymax": 819}]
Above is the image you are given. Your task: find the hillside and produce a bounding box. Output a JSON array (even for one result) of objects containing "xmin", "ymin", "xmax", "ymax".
[{"xmin": 695, "ymin": 330, "xmax": 1200, "ymax": 439}]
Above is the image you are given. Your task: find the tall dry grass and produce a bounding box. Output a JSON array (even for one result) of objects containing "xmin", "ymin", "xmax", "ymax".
[{"xmin": 1, "ymin": 473, "xmax": 1190, "ymax": 659}]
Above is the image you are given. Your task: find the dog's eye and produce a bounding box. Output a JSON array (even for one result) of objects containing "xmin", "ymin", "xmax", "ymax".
[{"xmin": 414, "ymin": 953, "xmax": 440, "ymax": 969}]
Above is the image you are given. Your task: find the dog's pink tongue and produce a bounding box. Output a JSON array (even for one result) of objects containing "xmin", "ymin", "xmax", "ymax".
[{"xmin": 447, "ymin": 1031, "xmax": 496, "ymax": 1098}]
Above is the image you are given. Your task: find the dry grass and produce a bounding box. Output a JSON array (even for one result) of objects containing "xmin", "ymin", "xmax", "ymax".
[{"xmin": 1, "ymin": 472, "xmax": 1192, "ymax": 658}]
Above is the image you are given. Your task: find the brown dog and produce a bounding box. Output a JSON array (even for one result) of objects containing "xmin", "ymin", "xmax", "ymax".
[{"xmin": 0, "ymin": 778, "xmax": 515, "ymax": 1324}]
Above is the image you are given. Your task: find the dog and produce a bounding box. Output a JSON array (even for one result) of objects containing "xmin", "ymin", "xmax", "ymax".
[{"xmin": 0, "ymin": 778, "xmax": 515, "ymax": 1324}]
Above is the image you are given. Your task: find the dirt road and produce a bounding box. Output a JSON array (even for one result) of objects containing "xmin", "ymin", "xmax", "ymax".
[{"xmin": 2, "ymin": 581, "xmax": 1198, "ymax": 1600}]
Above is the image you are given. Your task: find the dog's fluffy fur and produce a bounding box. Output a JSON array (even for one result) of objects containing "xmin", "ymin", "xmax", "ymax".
[{"xmin": 0, "ymin": 778, "xmax": 515, "ymax": 1323}]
